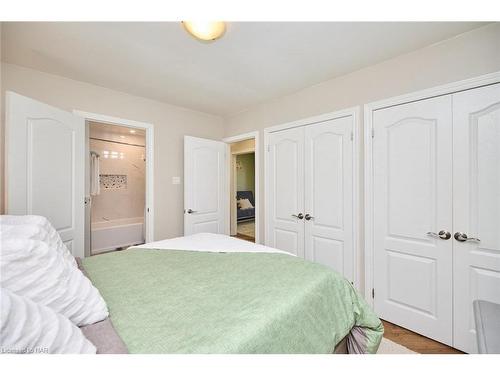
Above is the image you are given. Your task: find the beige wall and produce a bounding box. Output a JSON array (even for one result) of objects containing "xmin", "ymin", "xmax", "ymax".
[
  {"xmin": 1, "ymin": 63, "xmax": 225, "ymax": 241},
  {"xmin": 224, "ymin": 23, "xmax": 500, "ymax": 288}
]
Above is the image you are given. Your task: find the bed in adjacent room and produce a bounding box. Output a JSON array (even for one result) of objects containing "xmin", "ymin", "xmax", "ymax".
[{"xmin": 80, "ymin": 233, "xmax": 383, "ymax": 354}]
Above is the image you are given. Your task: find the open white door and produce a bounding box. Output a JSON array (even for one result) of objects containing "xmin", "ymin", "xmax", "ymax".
[
  {"xmin": 184, "ymin": 136, "xmax": 227, "ymax": 235},
  {"xmin": 6, "ymin": 92, "xmax": 85, "ymax": 257}
]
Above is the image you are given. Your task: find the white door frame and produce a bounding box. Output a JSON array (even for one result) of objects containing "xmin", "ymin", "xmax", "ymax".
[
  {"xmin": 264, "ymin": 107, "xmax": 361, "ymax": 288},
  {"xmin": 223, "ymin": 131, "xmax": 260, "ymax": 243},
  {"xmin": 364, "ymin": 70, "xmax": 500, "ymax": 305},
  {"xmin": 73, "ymin": 110, "xmax": 155, "ymax": 256}
]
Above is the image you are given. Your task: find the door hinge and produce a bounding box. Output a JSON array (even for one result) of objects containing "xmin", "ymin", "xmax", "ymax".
[
  {"xmin": 372, "ymin": 288, "xmax": 375, "ymax": 299},
  {"xmin": 350, "ymin": 131, "xmax": 353, "ymax": 141},
  {"xmin": 147, "ymin": 208, "xmax": 150, "ymax": 213},
  {"xmin": 371, "ymin": 128, "xmax": 375, "ymax": 138}
]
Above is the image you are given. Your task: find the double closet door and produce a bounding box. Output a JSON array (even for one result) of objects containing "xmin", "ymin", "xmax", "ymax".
[
  {"xmin": 267, "ymin": 114, "xmax": 355, "ymax": 283},
  {"xmin": 372, "ymin": 83, "xmax": 500, "ymax": 352}
]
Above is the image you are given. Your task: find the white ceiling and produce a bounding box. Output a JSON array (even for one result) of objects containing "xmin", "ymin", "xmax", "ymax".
[
  {"xmin": 1, "ymin": 22, "xmax": 486, "ymax": 116},
  {"xmin": 89, "ymin": 121, "xmax": 146, "ymax": 146}
]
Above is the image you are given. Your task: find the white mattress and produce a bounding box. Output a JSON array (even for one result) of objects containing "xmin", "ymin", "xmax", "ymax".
[{"xmin": 135, "ymin": 233, "xmax": 294, "ymax": 256}]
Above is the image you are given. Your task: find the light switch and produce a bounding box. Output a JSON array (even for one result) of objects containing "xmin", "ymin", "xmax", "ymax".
[{"xmin": 172, "ymin": 176, "xmax": 181, "ymax": 185}]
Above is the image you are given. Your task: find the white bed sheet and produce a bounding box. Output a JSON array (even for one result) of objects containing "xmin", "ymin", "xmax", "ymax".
[{"xmin": 134, "ymin": 233, "xmax": 294, "ymax": 256}]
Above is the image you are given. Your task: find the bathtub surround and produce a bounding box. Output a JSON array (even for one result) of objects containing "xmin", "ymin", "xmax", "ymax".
[
  {"xmin": 88, "ymin": 122, "xmax": 147, "ymax": 254},
  {"xmin": 90, "ymin": 138, "xmax": 145, "ymax": 223},
  {"xmin": 91, "ymin": 217, "xmax": 144, "ymax": 254},
  {"xmin": 89, "ymin": 122, "xmax": 146, "ymax": 225}
]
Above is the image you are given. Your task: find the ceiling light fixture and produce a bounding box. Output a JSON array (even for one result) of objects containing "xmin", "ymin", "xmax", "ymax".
[
  {"xmin": 182, "ymin": 21, "xmax": 226, "ymax": 42},
  {"xmin": 129, "ymin": 129, "xmax": 136, "ymax": 134}
]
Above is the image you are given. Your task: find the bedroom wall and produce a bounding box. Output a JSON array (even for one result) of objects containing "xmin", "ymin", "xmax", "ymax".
[
  {"xmin": 223, "ymin": 23, "xmax": 500, "ymax": 290},
  {"xmin": 0, "ymin": 62, "xmax": 225, "ymax": 241}
]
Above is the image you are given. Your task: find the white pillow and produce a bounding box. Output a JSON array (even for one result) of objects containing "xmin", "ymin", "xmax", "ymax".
[
  {"xmin": 0, "ymin": 239, "xmax": 108, "ymax": 326},
  {"xmin": 1, "ymin": 223, "xmax": 77, "ymax": 269},
  {"xmin": 238, "ymin": 198, "xmax": 254, "ymax": 210},
  {"xmin": 0, "ymin": 288, "xmax": 96, "ymax": 354},
  {"xmin": 0, "ymin": 215, "xmax": 76, "ymax": 268}
]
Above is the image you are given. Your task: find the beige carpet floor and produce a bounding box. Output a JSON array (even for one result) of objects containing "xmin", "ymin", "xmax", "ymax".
[{"xmin": 377, "ymin": 338, "xmax": 417, "ymax": 354}]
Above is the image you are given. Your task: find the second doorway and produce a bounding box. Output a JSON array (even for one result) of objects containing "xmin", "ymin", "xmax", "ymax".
[{"xmin": 229, "ymin": 139, "xmax": 256, "ymax": 242}]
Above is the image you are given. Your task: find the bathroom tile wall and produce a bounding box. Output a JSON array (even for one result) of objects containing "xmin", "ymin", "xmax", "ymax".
[{"xmin": 90, "ymin": 138, "xmax": 145, "ymax": 223}]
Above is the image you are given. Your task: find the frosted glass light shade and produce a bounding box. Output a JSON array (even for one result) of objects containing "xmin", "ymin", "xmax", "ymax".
[{"xmin": 182, "ymin": 21, "xmax": 226, "ymax": 41}]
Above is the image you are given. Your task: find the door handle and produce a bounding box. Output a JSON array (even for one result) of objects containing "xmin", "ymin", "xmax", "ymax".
[
  {"xmin": 454, "ymin": 232, "xmax": 480, "ymax": 243},
  {"xmin": 426, "ymin": 230, "xmax": 451, "ymax": 240},
  {"xmin": 304, "ymin": 214, "xmax": 314, "ymax": 221},
  {"xmin": 291, "ymin": 213, "xmax": 304, "ymax": 220},
  {"xmin": 185, "ymin": 209, "xmax": 197, "ymax": 214}
]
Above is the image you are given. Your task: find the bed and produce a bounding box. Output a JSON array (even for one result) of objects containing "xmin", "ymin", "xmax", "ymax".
[{"xmin": 80, "ymin": 233, "xmax": 383, "ymax": 354}]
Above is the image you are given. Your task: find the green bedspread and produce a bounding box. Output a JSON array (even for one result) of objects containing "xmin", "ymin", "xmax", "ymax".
[{"xmin": 82, "ymin": 248, "xmax": 383, "ymax": 354}]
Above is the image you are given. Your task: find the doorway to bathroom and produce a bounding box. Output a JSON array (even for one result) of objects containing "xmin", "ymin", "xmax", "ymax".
[{"xmin": 76, "ymin": 111, "xmax": 154, "ymax": 257}]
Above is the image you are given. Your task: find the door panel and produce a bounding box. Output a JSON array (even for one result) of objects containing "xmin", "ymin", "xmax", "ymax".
[
  {"xmin": 184, "ymin": 136, "xmax": 227, "ymax": 236},
  {"xmin": 267, "ymin": 127, "xmax": 304, "ymax": 257},
  {"xmin": 30, "ymin": 119, "xmax": 74, "ymax": 231},
  {"xmin": 304, "ymin": 117, "xmax": 354, "ymax": 281},
  {"xmin": 372, "ymin": 96, "xmax": 453, "ymax": 345},
  {"xmin": 6, "ymin": 92, "xmax": 85, "ymax": 257},
  {"xmin": 452, "ymin": 83, "xmax": 500, "ymax": 353}
]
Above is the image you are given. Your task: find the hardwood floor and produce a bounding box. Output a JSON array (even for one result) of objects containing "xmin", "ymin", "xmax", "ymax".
[
  {"xmin": 382, "ymin": 320, "xmax": 463, "ymax": 354},
  {"xmin": 232, "ymin": 233, "xmax": 255, "ymax": 242}
]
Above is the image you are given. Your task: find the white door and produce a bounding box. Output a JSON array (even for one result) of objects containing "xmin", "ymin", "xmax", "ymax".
[
  {"xmin": 6, "ymin": 92, "xmax": 85, "ymax": 257},
  {"xmin": 266, "ymin": 127, "xmax": 305, "ymax": 257},
  {"xmin": 184, "ymin": 136, "xmax": 227, "ymax": 235},
  {"xmin": 304, "ymin": 117, "xmax": 354, "ymax": 281},
  {"xmin": 452, "ymin": 83, "xmax": 500, "ymax": 353},
  {"xmin": 372, "ymin": 96, "xmax": 454, "ymax": 345}
]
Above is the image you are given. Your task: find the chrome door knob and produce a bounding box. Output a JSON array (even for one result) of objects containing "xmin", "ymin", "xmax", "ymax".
[
  {"xmin": 185, "ymin": 209, "xmax": 197, "ymax": 214},
  {"xmin": 454, "ymin": 232, "xmax": 481, "ymax": 243},
  {"xmin": 438, "ymin": 230, "xmax": 451, "ymax": 240},
  {"xmin": 291, "ymin": 213, "xmax": 304, "ymax": 220},
  {"xmin": 426, "ymin": 230, "xmax": 451, "ymax": 240},
  {"xmin": 304, "ymin": 214, "xmax": 314, "ymax": 221}
]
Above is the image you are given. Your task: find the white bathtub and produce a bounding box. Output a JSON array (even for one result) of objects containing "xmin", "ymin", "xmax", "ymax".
[{"xmin": 91, "ymin": 217, "xmax": 144, "ymax": 254}]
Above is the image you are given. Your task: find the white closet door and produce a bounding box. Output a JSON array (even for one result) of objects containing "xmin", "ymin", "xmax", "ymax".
[
  {"xmin": 184, "ymin": 136, "xmax": 227, "ymax": 236},
  {"xmin": 372, "ymin": 96, "xmax": 453, "ymax": 345},
  {"xmin": 6, "ymin": 92, "xmax": 85, "ymax": 257},
  {"xmin": 304, "ymin": 117, "xmax": 354, "ymax": 281},
  {"xmin": 267, "ymin": 127, "xmax": 305, "ymax": 257},
  {"xmin": 452, "ymin": 83, "xmax": 500, "ymax": 353}
]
